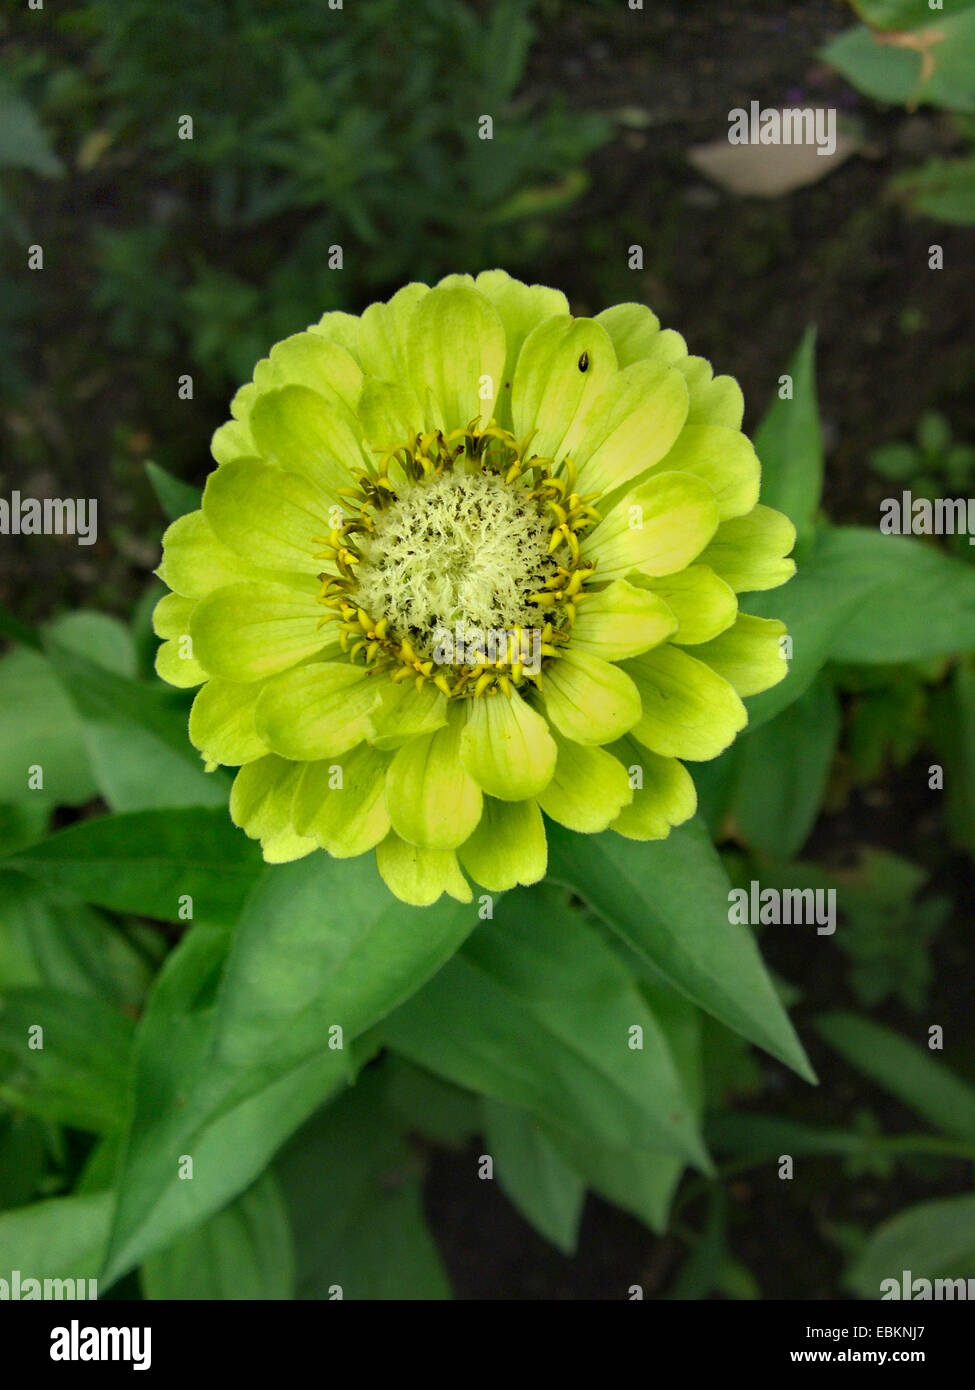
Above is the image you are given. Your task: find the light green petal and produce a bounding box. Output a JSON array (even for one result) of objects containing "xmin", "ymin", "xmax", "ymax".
[
  {"xmin": 249, "ymin": 384, "xmax": 365, "ymax": 494},
  {"xmin": 211, "ymin": 416, "xmax": 256, "ymax": 466},
  {"xmin": 542, "ymin": 649, "xmax": 641, "ymax": 746},
  {"xmin": 434, "ymin": 273, "xmax": 476, "ymax": 291},
  {"xmin": 252, "ymin": 333, "xmax": 362, "ymax": 412},
  {"xmin": 157, "ymin": 510, "xmax": 255, "ymax": 599},
  {"xmin": 459, "ymin": 688, "xmax": 557, "ymax": 800},
  {"xmin": 536, "ymin": 732, "xmax": 633, "ymax": 831},
  {"xmin": 376, "ymin": 832, "xmax": 472, "ymax": 906},
  {"xmin": 262, "ymin": 831, "xmax": 317, "ymax": 864},
  {"xmin": 608, "ymin": 738, "xmax": 697, "ymax": 840},
  {"xmin": 624, "ymin": 645, "xmax": 747, "ymax": 761},
  {"xmin": 307, "ymin": 309, "xmax": 361, "ymax": 359},
  {"xmin": 367, "ymin": 680, "xmax": 448, "ymax": 750},
  {"xmin": 231, "ymin": 383, "xmax": 257, "ymax": 420},
  {"xmin": 594, "ymin": 303, "xmax": 687, "ymax": 368},
  {"xmin": 635, "ymin": 566, "xmax": 738, "ymax": 645},
  {"xmin": 202, "ymin": 459, "xmax": 331, "ymax": 576},
  {"xmin": 189, "ymin": 677, "xmax": 268, "ymax": 767},
  {"xmin": 677, "ymin": 356, "xmax": 744, "ymax": 429},
  {"xmin": 254, "ymin": 662, "xmax": 380, "ymax": 760},
  {"xmin": 152, "ymin": 591, "xmax": 195, "ymax": 638},
  {"xmin": 458, "ymin": 796, "xmax": 547, "ymax": 891},
  {"xmin": 572, "ymin": 360, "xmax": 689, "ymax": 496},
  {"xmin": 357, "ymin": 378, "xmax": 424, "ymax": 455},
  {"xmin": 292, "ymin": 742, "xmax": 391, "ymax": 856},
  {"xmin": 583, "ymin": 471, "xmax": 719, "ymax": 580},
  {"xmin": 190, "ymin": 580, "xmax": 332, "ymax": 681},
  {"xmin": 155, "ymin": 638, "xmax": 207, "ymax": 688},
  {"xmin": 511, "ymin": 316, "xmax": 616, "ymax": 463},
  {"xmin": 230, "ymin": 755, "xmax": 316, "ymax": 863},
  {"xmin": 697, "ymin": 505, "xmax": 797, "ymax": 593},
  {"xmin": 357, "ymin": 283, "xmax": 429, "ymax": 382},
  {"xmin": 384, "ymin": 704, "xmax": 483, "ymax": 849},
  {"xmin": 571, "ymin": 579, "xmax": 677, "ymax": 660},
  {"xmin": 406, "ymin": 287, "xmax": 506, "ymax": 434},
  {"xmin": 688, "ymin": 613, "xmax": 788, "ymax": 697},
  {"xmin": 471, "ymin": 270, "xmax": 568, "ymax": 429},
  {"xmin": 649, "ymin": 424, "xmax": 760, "ymax": 521}
]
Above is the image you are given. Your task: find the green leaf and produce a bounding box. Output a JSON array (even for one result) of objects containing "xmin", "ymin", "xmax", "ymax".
[
  {"xmin": 547, "ymin": 821, "xmax": 815, "ymax": 1082},
  {"xmin": 0, "ymin": 988, "xmax": 133, "ymax": 1134},
  {"xmin": 4, "ymin": 808, "xmax": 265, "ymax": 925},
  {"xmin": 145, "ymin": 461, "xmax": 203, "ymax": 522},
  {"xmin": 0, "ymin": 82, "xmax": 64, "ymax": 177},
  {"xmin": 817, "ymin": 1012, "xmax": 975, "ymax": 1142},
  {"xmin": 932, "ymin": 661, "xmax": 975, "ymax": 853},
  {"xmin": 823, "ymin": 10, "xmax": 975, "ymax": 114},
  {"xmin": 534, "ymin": 972, "xmax": 705, "ymax": 1237},
  {"xmin": 0, "ymin": 802, "xmax": 48, "ymax": 857},
  {"xmin": 813, "ymin": 528, "xmax": 975, "ymax": 663},
  {"xmin": 0, "ymin": 611, "xmax": 138, "ymax": 811},
  {"xmin": 754, "ymin": 327, "xmax": 822, "ymax": 551},
  {"xmin": 42, "ymin": 637, "xmax": 228, "ymax": 812},
  {"xmin": 667, "ymin": 1188, "xmax": 729, "ymax": 1300},
  {"xmin": 732, "ymin": 675, "xmax": 840, "ymax": 859},
  {"xmin": 102, "ymin": 922, "xmax": 338, "ymax": 1287},
  {"xmin": 849, "ymin": 1194, "xmax": 975, "ymax": 1296},
  {"xmin": 103, "ymin": 855, "xmax": 474, "ymax": 1285},
  {"xmin": 0, "ymin": 871, "xmax": 153, "ymax": 1007},
  {"xmin": 894, "ymin": 157, "xmax": 975, "ymax": 224},
  {"xmin": 0, "ymin": 649, "xmax": 96, "ymax": 809},
  {"xmin": 277, "ymin": 1067, "xmax": 450, "ymax": 1300},
  {"xmin": 822, "ymin": 27, "xmax": 919, "ymax": 106},
  {"xmin": 540, "ymin": 1123, "xmax": 684, "ymax": 1235},
  {"xmin": 825, "ymin": 851, "xmax": 946, "ymax": 1011},
  {"xmin": 0, "ymin": 1113, "xmax": 49, "ymax": 1211},
  {"xmin": 0, "ymin": 604, "xmax": 42, "ymax": 651},
  {"xmin": 709, "ymin": 1111, "xmax": 884, "ymax": 1159},
  {"xmin": 385, "ymin": 1058, "xmax": 480, "ymax": 1150},
  {"xmin": 0, "ymin": 1190, "xmax": 112, "ymax": 1287},
  {"xmin": 141, "ymin": 1174, "xmax": 295, "ymax": 1300},
  {"xmin": 870, "ymin": 441, "xmax": 920, "ymax": 481},
  {"xmin": 850, "ymin": 0, "xmax": 975, "ymax": 30},
  {"xmin": 385, "ymin": 886, "xmax": 710, "ymax": 1167},
  {"xmin": 482, "ymin": 1098, "xmax": 585, "ymax": 1255}
]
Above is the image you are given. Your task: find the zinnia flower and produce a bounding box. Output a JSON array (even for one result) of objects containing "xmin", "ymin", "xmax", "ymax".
[{"xmin": 154, "ymin": 271, "xmax": 795, "ymax": 904}]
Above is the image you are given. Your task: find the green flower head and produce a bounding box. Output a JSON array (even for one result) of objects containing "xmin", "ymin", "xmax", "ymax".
[{"xmin": 154, "ymin": 271, "xmax": 795, "ymax": 905}]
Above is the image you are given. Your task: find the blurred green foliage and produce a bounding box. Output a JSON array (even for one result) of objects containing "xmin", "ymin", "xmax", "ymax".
[
  {"xmin": 2, "ymin": 0, "xmax": 609, "ymax": 385},
  {"xmin": 824, "ymin": 0, "xmax": 975, "ymax": 223}
]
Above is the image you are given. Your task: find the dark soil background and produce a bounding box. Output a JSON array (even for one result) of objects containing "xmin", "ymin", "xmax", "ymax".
[{"xmin": 3, "ymin": 0, "xmax": 974, "ymax": 1299}]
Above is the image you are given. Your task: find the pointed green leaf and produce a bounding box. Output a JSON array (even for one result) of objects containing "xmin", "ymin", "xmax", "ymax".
[
  {"xmin": 4, "ymin": 809, "xmax": 265, "ymax": 925},
  {"xmin": 385, "ymin": 886, "xmax": 710, "ymax": 1167},
  {"xmin": 103, "ymin": 855, "xmax": 474, "ymax": 1285},
  {"xmin": 546, "ymin": 820, "xmax": 815, "ymax": 1082}
]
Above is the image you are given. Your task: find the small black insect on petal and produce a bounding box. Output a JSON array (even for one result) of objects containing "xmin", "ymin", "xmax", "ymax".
[{"xmin": 578, "ymin": 351, "xmax": 590, "ymax": 372}]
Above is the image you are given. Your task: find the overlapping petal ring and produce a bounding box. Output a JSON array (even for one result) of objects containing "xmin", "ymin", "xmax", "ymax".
[{"xmin": 154, "ymin": 271, "xmax": 796, "ymax": 904}]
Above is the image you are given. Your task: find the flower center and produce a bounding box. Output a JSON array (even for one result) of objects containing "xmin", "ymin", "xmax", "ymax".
[
  {"xmin": 356, "ymin": 470, "xmax": 556, "ymax": 657},
  {"xmin": 315, "ymin": 423, "xmax": 600, "ymax": 697}
]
